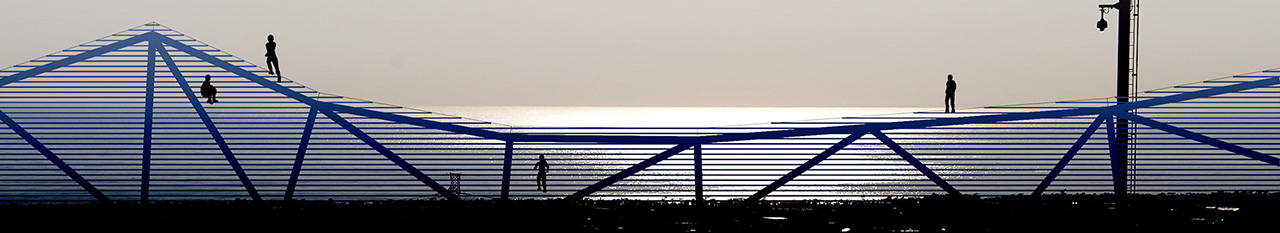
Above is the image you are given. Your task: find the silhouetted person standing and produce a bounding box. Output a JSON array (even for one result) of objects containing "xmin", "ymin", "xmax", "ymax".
[
  {"xmin": 534, "ymin": 155, "xmax": 550, "ymax": 192},
  {"xmin": 265, "ymin": 35, "xmax": 281, "ymax": 82},
  {"xmin": 945, "ymin": 74, "xmax": 957, "ymax": 113},
  {"xmin": 201, "ymin": 74, "xmax": 218, "ymax": 104}
]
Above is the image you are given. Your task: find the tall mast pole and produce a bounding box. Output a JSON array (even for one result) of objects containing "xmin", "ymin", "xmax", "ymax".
[{"xmin": 1099, "ymin": 0, "xmax": 1132, "ymax": 195}]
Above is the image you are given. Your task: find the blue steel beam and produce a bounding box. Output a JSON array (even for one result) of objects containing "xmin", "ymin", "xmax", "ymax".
[
  {"xmin": 694, "ymin": 144, "xmax": 703, "ymax": 202},
  {"xmin": 318, "ymin": 109, "xmax": 459, "ymax": 201},
  {"xmin": 156, "ymin": 42, "xmax": 262, "ymax": 201},
  {"xmin": 747, "ymin": 132, "xmax": 868, "ymax": 201},
  {"xmin": 150, "ymin": 34, "xmax": 515, "ymax": 142},
  {"xmin": 141, "ymin": 40, "xmax": 157, "ymax": 202},
  {"xmin": 0, "ymin": 108, "xmax": 108, "ymax": 202},
  {"xmin": 566, "ymin": 144, "xmax": 694, "ymax": 201},
  {"xmin": 699, "ymin": 77, "xmax": 1280, "ymax": 143},
  {"xmin": 873, "ymin": 131, "xmax": 961, "ymax": 196},
  {"xmin": 1033, "ymin": 114, "xmax": 1108, "ymax": 195},
  {"xmin": 501, "ymin": 141, "xmax": 513, "ymax": 200},
  {"xmin": 1105, "ymin": 116, "xmax": 1126, "ymax": 194},
  {"xmin": 284, "ymin": 109, "xmax": 318, "ymax": 201},
  {"xmin": 58, "ymin": 33, "xmax": 1280, "ymax": 146},
  {"xmin": 1116, "ymin": 111, "xmax": 1280, "ymax": 166},
  {"xmin": 0, "ymin": 32, "xmax": 152, "ymax": 87}
]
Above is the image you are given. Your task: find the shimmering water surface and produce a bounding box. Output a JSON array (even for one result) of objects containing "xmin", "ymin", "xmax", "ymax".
[{"xmin": 421, "ymin": 106, "xmax": 927, "ymax": 127}]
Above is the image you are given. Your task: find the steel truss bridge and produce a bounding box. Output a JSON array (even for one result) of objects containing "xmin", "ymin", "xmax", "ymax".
[{"xmin": 2, "ymin": 23, "xmax": 1279, "ymax": 202}]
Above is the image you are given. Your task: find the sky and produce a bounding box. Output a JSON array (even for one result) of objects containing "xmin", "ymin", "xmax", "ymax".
[{"xmin": 2, "ymin": 1, "xmax": 1279, "ymax": 108}]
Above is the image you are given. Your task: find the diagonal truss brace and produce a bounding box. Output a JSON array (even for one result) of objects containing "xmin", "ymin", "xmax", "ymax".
[
  {"xmin": 566, "ymin": 144, "xmax": 694, "ymax": 201},
  {"xmin": 320, "ymin": 110, "xmax": 459, "ymax": 201},
  {"xmin": 141, "ymin": 39, "xmax": 158, "ymax": 202},
  {"xmin": 157, "ymin": 41, "xmax": 262, "ymax": 201},
  {"xmin": 748, "ymin": 132, "xmax": 867, "ymax": 201},
  {"xmin": 1105, "ymin": 116, "xmax": 1126, "ymax": 194},
  {"xmin": 1116, "ymin": 111, "xmax": 1280, "ymax": 166},
  {"xmin": 0, "ymin": 109, "xmax": 108, "ymax": 202},
  {"xmin": 1033, "ymin": 114, "xmax": 1108, "ymax": 195},
  {"xmin": 285, "ymin": 109, "xmax": 319, "ymax": 201},
  {"xmin": 873, "ymin": 131, "xmax": 961, "ymax": 196}
]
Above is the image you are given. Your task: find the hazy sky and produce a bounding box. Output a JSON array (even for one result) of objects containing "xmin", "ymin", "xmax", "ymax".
[{"xmin": 2, "ymin": 1, "xmax": 1279, "ymax": 108}]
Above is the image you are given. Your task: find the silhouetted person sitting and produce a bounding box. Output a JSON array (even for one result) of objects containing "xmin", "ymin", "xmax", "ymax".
[
  {"xmin": 534, "ymin": 155, "xmax": 550, "ymax": 192},
  {"xmin": 201, "ymin": 74, "xmax": 218, "ymax": 104},
  {"xmin": 265, "ymin": 34, "xmax": 281, "ymax": 82},
  {"xmin": 945, "ymin": 74, "xmax": 957, "ymax": 113}
]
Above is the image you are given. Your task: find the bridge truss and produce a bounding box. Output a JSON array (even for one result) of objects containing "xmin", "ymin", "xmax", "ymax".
[{"xmin": 2, "ymin": 24, "xmax": 1279, "ymax": 202}]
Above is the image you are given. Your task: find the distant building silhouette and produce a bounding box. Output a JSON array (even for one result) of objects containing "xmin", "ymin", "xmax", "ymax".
[
  {"xmin": 265, "ymin": 35, "xmax": 281, "ymax": 82},
  {"xmin": 201, "ymin": 74, "xmax": 218, "ymax": 104},
  {"xmin": 945, "ymin": 74, "xmax": 956, "ymax": 113}
]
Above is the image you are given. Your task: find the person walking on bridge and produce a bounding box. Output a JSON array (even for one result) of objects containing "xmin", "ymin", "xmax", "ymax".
[
  {"xmin": 265, "ymin": 35, "xmax": 282, "ymax": 82},
  {"xmin": 945, "ymin": 74, "xmax": 957, "ymax": 113},
  {"xmin": 534, "ymin": 155, "xmax": 550, "ymax": 192}
]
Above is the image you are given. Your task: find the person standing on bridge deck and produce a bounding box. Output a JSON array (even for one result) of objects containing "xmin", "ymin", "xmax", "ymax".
[
  {"xmin": 535, "ymin": 155, "xmax": 550, "ymax": 192},
  {"xmin": 265, "ymin": 35, "xmax": 282, "ymax": 82},
  {"xmin": 201, "ymin": 74, "xmax": 218, "ymax": 104},
  {"xmin": 945, "ymin": 74, "xmax": 957, "ymax": 113}
]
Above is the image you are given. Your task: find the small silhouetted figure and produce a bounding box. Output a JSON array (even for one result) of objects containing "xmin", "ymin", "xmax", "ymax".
[
  {"xmin": 534, "ymin": 155, "xmax": 550, "ymax": 192},
  {"xmin": 201, "ymin": 74, "xmax": 218, "ymax": 104},
  {"xmin": 945, "ymin": 74, "xmax": 957, "ymax": 113},
  {"xmin": 265, "ymin": 35, "xmax": 281, "ymax": 82}
]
